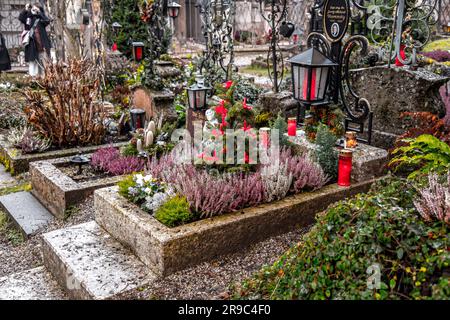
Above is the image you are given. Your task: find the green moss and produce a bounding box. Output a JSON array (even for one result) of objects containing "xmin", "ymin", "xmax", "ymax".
[
  {"xmin": 155, "ymin": 196, "xmax": 193, "ymax": 228},
  {"xmin": 0, "ymin": 211, "xmax": 24, "ymax": 246},
  {"xmin": 423, "ymin": 38, "xmax": 450, "ymax": 52},
  {"xmin": 0, "ymin": 153, "xmax": 13, "ymax": 174},
  {"xmin": 0, "ymin": 183, "xmax": 32, "ymax": 196},
  {"xmin": 64, "ymin": 205, "xmax": 80, "ymax": 220}
]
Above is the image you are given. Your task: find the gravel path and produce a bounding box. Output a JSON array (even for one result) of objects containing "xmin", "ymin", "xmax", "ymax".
[
  {"xmin": 1, "ymin": 194, "xmax": 308, "ymax": 300},
  {"xmin": 119, "ymin": 227, "xmax": 309, "ymax": 300},
  {"xmin": 0, "ymin": 196, "xmax": 94, "ymax": 278}
]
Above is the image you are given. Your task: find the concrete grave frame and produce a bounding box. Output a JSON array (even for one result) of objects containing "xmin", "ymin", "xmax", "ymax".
[
  {"xmin": 0, "ymin": 136, "xmax": 127, "ymax": 175},
  {"xmin": 94, "ymin": 178, "xmax": 381, "ymax": 277},
  {"xmin": 30, "ymin": 155, "xmax": 127, "ymax": 219}
]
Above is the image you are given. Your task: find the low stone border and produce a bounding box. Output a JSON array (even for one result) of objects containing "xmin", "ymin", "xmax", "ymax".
[
  {"xmin": 0, "ymin": 136, "xmax": 127, "ymax": 175},
  {"xmin": 30, "ymin": 156, "xmax": 124, "ymax": 219},
  {"xmin": 94, "ymin": 178, "xmax": 380, "ymax": 277}
]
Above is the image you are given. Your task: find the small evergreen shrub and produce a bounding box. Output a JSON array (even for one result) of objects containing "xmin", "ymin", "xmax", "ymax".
[
  {"xmin": 314, "ymin": 124, "xmax": 338, "ymax": 180},
  {"xmin": 155, "ymin": 196, "xmax": 193, "ymax": 227}
]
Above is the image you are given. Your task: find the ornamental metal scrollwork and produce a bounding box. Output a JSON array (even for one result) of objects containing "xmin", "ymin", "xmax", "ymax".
[
  {"xmin": 198, "ymin": 0, "xmax": 235, "ymax": 86},
  {"xmin": 140, "ymin": 0, "xmax": 170, "ymax": 90},
  {"xmin": 259, "ymin": 0, "xmax": 289, "ymax": 93},
  {"xmin": 363, "ymin": 0, "xmax": 439, "ymax": 66},
  {"xmin": 339, "ymin": 35, "xmax": 370, "ymax": 122}
]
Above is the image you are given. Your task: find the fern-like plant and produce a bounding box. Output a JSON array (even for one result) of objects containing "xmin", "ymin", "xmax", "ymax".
[{"xmin": 389, "ymin": 134, "xmax": 450, "ymax": 179}]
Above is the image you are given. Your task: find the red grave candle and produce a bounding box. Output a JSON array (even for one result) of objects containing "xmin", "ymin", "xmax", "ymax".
[
  {"xmin": 287, "ymin": 117, "xmax": 297, "ymax": 137},
  {"xmin": 338, "ymin": 149, "xmax": 353, "ymax": 187},
  {"xmin": 259, "ymin": 128, "xmax": 270, "ymax": 148},
  {"xmin": 395, "ymin": 44, "xmax": 406, "ymax": 67}
]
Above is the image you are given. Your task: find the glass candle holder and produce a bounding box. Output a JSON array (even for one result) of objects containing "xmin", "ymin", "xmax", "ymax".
[
  {"xmin": 287, "ymin": 117, "xmax": 297, "ymax": 137},
  {"xmin": 345, "ymin": 131, "xmax": 358, "ymax": 149},
  {"xmin": 338, "ymin": 149, "xmax": 353, "ymax": 187},
  {"xmin": 259, "ymin": 128, "xmax": 271, "ymax": 148}
]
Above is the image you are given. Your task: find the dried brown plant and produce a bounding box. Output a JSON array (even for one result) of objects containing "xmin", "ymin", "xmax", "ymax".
[{"xmin": 23, "ymin": 59, "xmax": 106, "ymax": 148}]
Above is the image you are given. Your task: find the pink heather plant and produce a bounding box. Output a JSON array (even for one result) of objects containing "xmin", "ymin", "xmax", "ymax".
[
  {"xmin": 414, "ymin": 172, "xmax": 450, "ymax": 225},
  {"xmin": 146, "ymin": 148, "xmax": 328, "ymax": 218},
  {"xmin": 280, "ymin": 148, "xmax": 330, "ymax": 193},
  {"xmin": 107, "ymin": 156, "xmax": 145, "ymax": 176},
  {"xmin": 91, "ymin": 147, "xmax": 120, "ymax": 172},
  {"xmin": 169, "ymin": 165, "xmax": 265, "ymax": 218},
  {"xmin": 91, "ymin": 147, "xmax": 144, "ymax": 176}
]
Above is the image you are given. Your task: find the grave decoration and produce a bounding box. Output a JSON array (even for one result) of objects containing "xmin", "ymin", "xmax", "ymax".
[{"xmin": 117, "ymin": 80, "xmax": 331, "ymax": 228}]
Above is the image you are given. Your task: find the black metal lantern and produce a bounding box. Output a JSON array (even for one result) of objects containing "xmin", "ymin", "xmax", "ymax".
[
  {"xmin": 130, "ymin": 109, "xmax": 146, "ymax": 131},
  {"xmin": 167, "ymin": 2, "xmax": 181, "ymax": 18},
  {"xmin": 187, "ymin": 78, "xmax": 211, "ymax": 111},
  {"xmin": 288, "ymin": 47, "xmax": 337, "ymax": 104},
  {"xmin": 111, "ymin": 22, "xmax": 122, "ymax": 51},
  {"xmin": 132, "ymin": 42, "xmax": 145, "ymax": 62}
]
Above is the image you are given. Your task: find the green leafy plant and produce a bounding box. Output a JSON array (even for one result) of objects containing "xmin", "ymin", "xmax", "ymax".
[
  {"xmin": 232, "ymin": 177, "xmax": 450, "ymax": 300},
  {"xmin": 154, "ymin": 195, "xmax": 193, "ymax": 227},
  {"xmin": 389, "ymin": 134, "xmax": 450, "ymax": 179},
  {"xmin": 314, "ymin": 124, "xmax": 338, "ymax": 181}
]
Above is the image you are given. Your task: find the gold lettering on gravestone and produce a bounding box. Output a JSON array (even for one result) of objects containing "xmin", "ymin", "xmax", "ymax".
[{"xmin": 327, "ymin": 6, "xmax": 347, "ymax": 23}]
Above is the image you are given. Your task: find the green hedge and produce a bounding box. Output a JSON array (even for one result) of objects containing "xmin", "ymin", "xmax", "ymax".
[{"xmin": 232, "ymin": 177, "xmax": 450, "ymax": 300}]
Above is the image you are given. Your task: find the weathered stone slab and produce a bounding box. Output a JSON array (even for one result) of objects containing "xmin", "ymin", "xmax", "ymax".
[
  {"xmin": 95, "ymin": 179, "xmax": 379, "ymax": 277},
  {"xmin": 42, "ymin": 221, "xmax": 155, "ymax": 300},
  {"xmin": 0, "ymin": 191, "xmax": 54, "ymax": 238},
  {"xmin": 0, "ymin": 267, "xmax": 66, "ymax": 300},
  {"xmin": 0, "ymin": 164, "xmax": 15, "ymax": 187},
  {"xmin": 0, "ymin": 137, "xmax": 128, "ymax": 176},
  {"xmin": 350, "ymin": 65, "xmax": 449, "ymax": 149},
  {"xmin": 132, "ymin": 87, "xmax": 176, "ymax": 122},
  {"xmin": 30, "ymin": 156, "xmax": 124, "ymax": 219},
  {"xmin": 287, "ymin": 133, "xmax": 388, "ymax": 183},
  {"xmin": 257, "ymin": 91, "xmax": 298, "ymax": 117}
]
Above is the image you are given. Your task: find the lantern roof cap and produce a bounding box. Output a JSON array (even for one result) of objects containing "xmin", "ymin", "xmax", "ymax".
[
  {"xmin": 288, "ymin": 47, "xmax": 337, "ymax": 67},
  {"xmin": 188, "ymin": 82, "xmax": 211, "ymax": 91},
  {"xmin": 168, "ymin": 1, "xmax": 181, "ymax": 8}
]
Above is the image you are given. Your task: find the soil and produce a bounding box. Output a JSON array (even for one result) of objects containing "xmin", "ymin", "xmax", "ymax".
[{"xmin": 57, "ymin": 164, "xmax": 111, "ymax": 183}]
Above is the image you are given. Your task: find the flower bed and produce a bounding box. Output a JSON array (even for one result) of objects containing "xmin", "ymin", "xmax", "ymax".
[
  {"xmin": 94, "ymin": 178, "xmax": 377, "ymax": 276},
  {"xmin": 30, "ymin": 147, "xmax": 145, "ymax": 219},
  {"xmin": 0, "ymin": 138, "xmax": 128, "ymax": 176},
  {"xmin": 231, "ymin": 176, "xmax": 450, "ymax": 300}
]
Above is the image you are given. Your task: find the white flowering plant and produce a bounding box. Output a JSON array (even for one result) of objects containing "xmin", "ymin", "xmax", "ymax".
[{"xmin": 118, "ymin": 173, "xmax": 174, "ymax": 213}]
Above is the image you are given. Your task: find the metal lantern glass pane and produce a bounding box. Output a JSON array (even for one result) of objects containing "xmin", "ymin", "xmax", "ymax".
[
  {"xmin": 187, "ymin": 85, "xmax": 209, "ymax": 110},
  {"xmin": 168, "ymin": 2, "xmax": 181, "ymax": 18},
  {"xmin": 292, "ymin": 65, "xmax": 329, "ymax": 102}
]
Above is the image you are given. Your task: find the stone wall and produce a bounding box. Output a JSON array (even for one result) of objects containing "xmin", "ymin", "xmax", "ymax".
[{"xmin": 350, "ymin": 66, "xmax": 449, "ymax": 149}]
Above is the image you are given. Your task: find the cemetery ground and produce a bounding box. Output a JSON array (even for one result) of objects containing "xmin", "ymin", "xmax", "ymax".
[{"xmin": 0, "ymin": 2, "xmax": 449, "ymax": 299}]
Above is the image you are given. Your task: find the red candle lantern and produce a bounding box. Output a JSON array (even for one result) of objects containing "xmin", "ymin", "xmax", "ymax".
[
  {"xmin": 111, "ymin": 22, "xmax": 122, "ymax": 52},
  {"xmin": 288, "ymin": 47, "xmax": 337, "ymax": 104},
  {"xmin": 338, "ymin": 149, "xmax": 353, "ymax": 187},
  {"xmin": 132, "ymin": 42, "xmax": 145, "ymax": 62},
  {"xmin": 167, "ymin": 2, "xmax": 181, "ymax": 19},
  {"xmin": 287, "ymin": 117, "xmax": 297, "ymax": 136}
]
